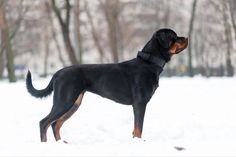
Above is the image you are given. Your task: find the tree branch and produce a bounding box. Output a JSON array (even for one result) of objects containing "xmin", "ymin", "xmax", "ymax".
[
  {"xmin": 65, "ymin": 0, "xmax": 71, "ymax": 30},
  {"xmin": 51, "ymin": 0, "xmax": 65, "ymax": 28},
  {"xmin": 0, "ymin": 0, "xmax": 30, "ymax": 56}
]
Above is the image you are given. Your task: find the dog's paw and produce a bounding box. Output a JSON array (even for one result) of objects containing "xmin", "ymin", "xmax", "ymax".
[
  {"xmin": 57, "ymin": 139, "xmax": 69, "ymax": 144},
  {"xmin": 132, "ymin": 137, "xmax": 146, "ymax": 142}
]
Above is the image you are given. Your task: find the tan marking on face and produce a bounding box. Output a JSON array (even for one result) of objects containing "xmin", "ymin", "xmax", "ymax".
[
  {"xmin": 169, "ymin": 44, "xmax": 177, "ymax": 54},
  {"xmin": 169, "ymin": 38, "xmax": 188, "ymax": 54}
]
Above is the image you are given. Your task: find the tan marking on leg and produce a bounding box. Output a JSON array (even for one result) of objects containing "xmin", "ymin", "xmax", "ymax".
[
  {"xmin": 133, "ymin": 127, "xmax": 142, "ymax": 138},
  {"xmin": 75, "ymin": 93, "xmax": 84, "ymax": 106},
  {"xmin": 53, "ymin": 93, "xmax": 85, "ymax": 141},
  {"xmin": 42, "ymin": 124, "xmax": 50, "ymax": 142},
  {"xmin": 54, "ymin": 120, "xmax": 63, "ymax": 141},
  {"xmin": 53, "ymin": 105, "xmax": 79, "ymax": 141},
  {"xmin": 132, "ymin": 122, "xmax": 142, "ymax": 138},
  {"xmin": 41, "ymin": 133, "xmax": 47, "ymax": 142}
]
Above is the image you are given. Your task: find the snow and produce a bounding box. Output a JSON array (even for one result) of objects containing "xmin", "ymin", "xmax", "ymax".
[{"xmin": 0, "ymin": 77, "xmax": 236, "ymax": 156}]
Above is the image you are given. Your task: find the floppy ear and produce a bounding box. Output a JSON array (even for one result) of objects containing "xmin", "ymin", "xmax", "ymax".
[{"xmin": 157, "ymin": 32, "xmax": 169, "ymax": 49}]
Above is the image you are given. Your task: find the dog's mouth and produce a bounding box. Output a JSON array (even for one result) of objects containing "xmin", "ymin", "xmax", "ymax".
[{"xmin": 169, "ymin": 37, "xmax": 188, "ymax": 55}]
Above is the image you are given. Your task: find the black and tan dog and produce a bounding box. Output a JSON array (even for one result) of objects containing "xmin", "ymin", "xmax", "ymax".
[{"xmin": 26, "ymin": 28, "xmax": 188, "ymax": 142}]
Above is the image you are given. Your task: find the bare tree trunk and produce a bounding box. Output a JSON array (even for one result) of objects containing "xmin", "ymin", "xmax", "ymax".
[
  {"xmin": 51, "ymin": 0, "xmax": 78, "ymax": 65},
  {"xmin": 163, "ymin": 1, "xmax": 170, "ymax": 27},
  {"xmin": 45, "ymin": 1, "xmax": 66, "ymax": 67},
  {"xmin": 0, "ymin": 1, "xmax": 4, "ymax": 78},
  {"xmin": 229, "ymin": 1, "xmax": 236, "ymax": 76},
  {"xmin": 0, "ymin": 0, "xmax": 16, "ymax": 82},
  {"xmin": 100, "ymin": 0, "xmax": 121, "ymax": 63},
  {"xmin": 223, "ymin": 1, "xmax": 234, "ymax": 76},
  {"xmin": 85, "ymin": 1, "xmax": 105, "ymax": 63},
  {"xmin": 5, "ymin": 33, "xmax": 16, "ymax": 82},
  {"xmin": 0, "ymin": 53, "xmax": 4, "ymax": 79},
  {"xmin": 43, "ymin": 33, "xmax": 49, "ymax": 77},
  {"xmin": 74, "ymin": 0, "xmax": 83, "ymax": 64},
  {"xmin": 229, "ymin": 0, "xmax": 236, "ymax": 42},
  {"xmin": 0, "ymin": 0, "xmax": 5, "ymax": 79},
  {"xmin": 42, "ymin": 2, "xmax": 50, "ymax": 77},
  {"xmin": 187, "ymin": 0, "xmax": 197, "ymax": 77}
]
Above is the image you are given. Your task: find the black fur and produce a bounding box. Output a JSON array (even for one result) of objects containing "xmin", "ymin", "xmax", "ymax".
[
  {"xmin": 26, "ymin": 28, "xmax": 188, "ymax": 142},
  {"xmin": 26, "ymin": 71, "xmax": 53, "ymax": 98}
]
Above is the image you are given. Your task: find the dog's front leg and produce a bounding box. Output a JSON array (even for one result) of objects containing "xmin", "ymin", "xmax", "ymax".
[{"xmin": 132, "ymin": 103, "xmax": 147, "ymax": 138}]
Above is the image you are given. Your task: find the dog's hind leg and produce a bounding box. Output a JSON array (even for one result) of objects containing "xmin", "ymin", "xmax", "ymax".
[
  {"xmin": 51, "ymin": 93, "xmax": 85, "ymax": 142},
  {"xmin": 39, "ymin": 115, "xmax": 51, "ymax": 142},
  {"xmin": 51, "ymin": 105, "xmax": 79, "ymax": 142},
  {"xmin": 39, "ymin": 94, "xmax": 79, "ymax": 142},
  {"xmin": 39, "ymin": 105, "xmax": 73, "ymax": 142}
]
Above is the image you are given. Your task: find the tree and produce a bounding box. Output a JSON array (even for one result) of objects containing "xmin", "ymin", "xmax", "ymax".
[
  {"xmin": 84, "ymin": 1, "xmax": 105, "ymax": 63},
  {"xmin": 100, "ymin": 0, "xmax": 122, "ymax": 63},
  {"xmin": 229, "ymin": 0, "xmax": 236, "ymax": 42},
  {"xmin": 44, "ymin": 1, "xmax": 66, "ymax": 67},
  {"xmin": 74, "ymin": 0, "xmax": 83, "ymax": 64},
  {"xmin": 0, "ymin": 0, "xmax": 3, "ymax": 78},
  {"xmin": 42, "ymin": 2, "xmax": 50, "ymax": 77},
  {"xmin": 222, "ymin": 1, "xmax": 234, "ymax": 76},
  {"xmin": 45, "ymin": 1, "xmax": 66, "ymax": 67},
  {"xmin": 51, "ymin": 0, "xmax": 78, "ymax": 65},
  {"xmin": 0, "ymin": 0, "xmax": 16, "ymax": 82},
  {"xmin": 187, "ymin": 0, "xmax": 197, "ymax": 77}
]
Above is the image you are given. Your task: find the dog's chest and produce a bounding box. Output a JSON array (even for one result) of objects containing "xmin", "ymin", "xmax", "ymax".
[
  {"xmin": 138, "ymin": 72, "xmax": 159, "ymax": 100},
  {"xmin": 151, "ymin": 77, "xmax": 159, "ymax": 95}
]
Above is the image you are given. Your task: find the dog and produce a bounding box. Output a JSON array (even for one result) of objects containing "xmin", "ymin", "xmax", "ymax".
[{"xmin": 26, "ymin": 28, "xmax": 188, "ymax": 142}]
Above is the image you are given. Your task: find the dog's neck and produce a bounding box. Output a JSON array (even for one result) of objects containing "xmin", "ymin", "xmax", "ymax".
[{"xmin": 137, "ymin": 51, "xmax": 166, "ymax": 68}]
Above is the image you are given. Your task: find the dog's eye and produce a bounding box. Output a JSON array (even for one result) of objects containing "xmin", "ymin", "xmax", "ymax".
[
  {"xmin": 169, "ymin": 41, "xmax": 174, "ymax": 47},
  {"xmin": 171, "ymin": 37, "xmax": 177, "ymax": 44}
]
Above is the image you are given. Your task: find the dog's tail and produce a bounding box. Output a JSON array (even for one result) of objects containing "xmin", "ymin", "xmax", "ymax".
[{"xmin": 26, "ymin": 71, "xmax": 53, "ymax": 98}]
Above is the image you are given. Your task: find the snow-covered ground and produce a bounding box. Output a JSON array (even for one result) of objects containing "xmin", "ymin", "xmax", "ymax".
[{"xmin": 0, "ymin": 76, "xmax": 236, "ymax": 156}]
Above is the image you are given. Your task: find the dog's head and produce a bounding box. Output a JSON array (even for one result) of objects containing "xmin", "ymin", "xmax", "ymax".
[{"xmin": 142, "ymin": 28, "xmax": 188, "ymax": 62}]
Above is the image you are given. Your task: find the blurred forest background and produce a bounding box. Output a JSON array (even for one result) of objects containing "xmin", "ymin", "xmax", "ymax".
[{"xmin": 0, "ymin": 0, "xmax": 236, "ymax": 82}]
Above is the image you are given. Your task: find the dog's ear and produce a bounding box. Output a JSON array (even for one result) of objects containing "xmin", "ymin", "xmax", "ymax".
[{"xmin": 156, "ymin": 32, "xmax": 170, "ymax": 49}]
